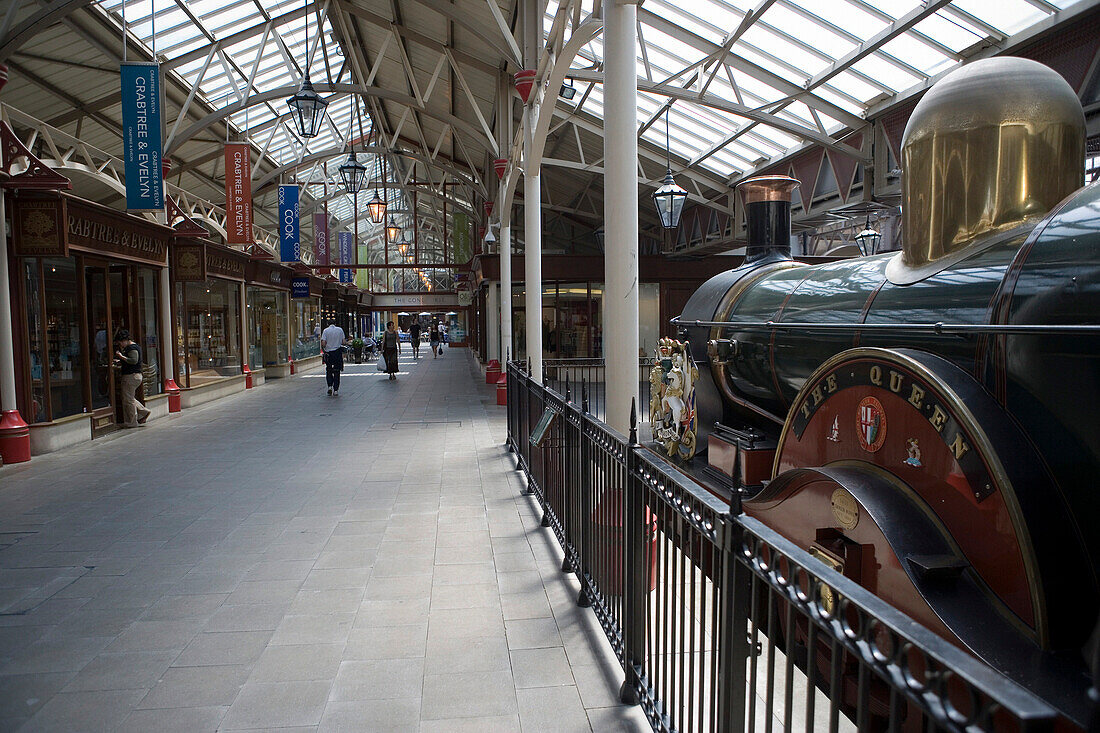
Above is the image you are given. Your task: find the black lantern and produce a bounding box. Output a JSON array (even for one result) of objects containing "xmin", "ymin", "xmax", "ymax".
[
  {"xmin": 338, "ymin": 150, "xmax": 367, "ymax": 193},
  {"xmin": 286, "ymin": 75, "xmax": 328, "ymax": 138},
  {"xmin": 652, "ymin": 106, "xmax": 687, "ymax": 229},
  {"xmin": 653, "ymin": 170, "xmax": 688, "ymax": 229},
  {"xmin": 367, "ymin": 190, "xmax": 386, "ymax": 224},
  {"xmin": 855, "ymin": 216, "xmax": 882, "ymax": 256},
  {"xmin": 285, "ymin": 0, "xmax": 328, "ymax": 139},
  {"xmin": 385, "ymin": 217, "xmax": 401, "ymax": 243}
]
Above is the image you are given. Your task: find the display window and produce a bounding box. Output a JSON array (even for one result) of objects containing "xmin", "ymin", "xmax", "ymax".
[
  {"xmin": 21, "ymin": 256, "xmax": 163, "ymax": 425},
  {"xmin": 246, "ymin": 287, "xmax": 288, "ymax": 368},
  {"xmin": 292, "ymin": 297, "xmax": 321, "ymax": 361},
  {"xmin": 175, "ymin": 279, "xmax": 242, "ymax": 387}
]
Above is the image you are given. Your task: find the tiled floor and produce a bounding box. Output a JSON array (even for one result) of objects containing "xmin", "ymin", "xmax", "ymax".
[{"xmin": 0, "ymin": 349, "xmax": 650, "ymax": 732}]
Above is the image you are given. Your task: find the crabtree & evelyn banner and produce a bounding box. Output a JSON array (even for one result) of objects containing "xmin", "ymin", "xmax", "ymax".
[{"xmin": 120, "ymin": 62, "xmax": 164, "ymax": 210}]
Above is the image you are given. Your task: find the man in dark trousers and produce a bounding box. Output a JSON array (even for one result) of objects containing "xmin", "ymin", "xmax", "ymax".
[
  {"xmin": 408, "ymin": 321, "xmax": 422, "ymax": 359},
  {"xmin": 320, "ymin": 319, "xmax": 348, "ymax": 396},
  {"xmin": 113, "ymin": 329, "xmax": 150, "ymax": 428}
]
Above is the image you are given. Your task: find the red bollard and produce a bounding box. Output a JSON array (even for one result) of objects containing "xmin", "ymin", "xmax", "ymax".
[
  {"xmin": 242, "ymin": 364, "xmax": 253, "ymax": 389},
  {"xmin": 496, "ymin": 373, "xmax": 507, "ymax": 406},
  {"xmin": 0, "ymin": 409, "xmax": 31, "ymax": 464},
  {"xmin": 165, "ymin": 379, "xmax": 181, "ymax": 413},
  {"xmin": 486, "ymin": 365, "xmax": 501, "ymax": 384},
  {"xmin": 289, "ymin": 357, "xmax": 296, "ymax": 375}
]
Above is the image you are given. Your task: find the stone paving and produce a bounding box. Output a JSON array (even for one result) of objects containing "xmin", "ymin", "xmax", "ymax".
[{"xmin": 0, "ymin": 348, "xmax": 650, "ymax": 732}]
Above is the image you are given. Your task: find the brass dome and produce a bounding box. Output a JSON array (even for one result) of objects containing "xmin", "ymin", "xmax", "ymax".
[{"xmin": 887, "ymin": 57, "xmax": 1085, "ymax": 284}]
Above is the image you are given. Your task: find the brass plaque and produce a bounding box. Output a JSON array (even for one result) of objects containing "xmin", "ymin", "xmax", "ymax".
[{"xmin": 830, "ymin": 488, "xmax": 859, "ymax": 530}]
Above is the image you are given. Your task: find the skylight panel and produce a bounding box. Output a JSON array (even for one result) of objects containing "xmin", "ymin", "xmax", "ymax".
[
  {"xmin": 831, "ymin": 67, "xmax": 900, "ymax": 104},
  {"xmin": 847, "ymin": 54, "xmax": 919, "ymax": 95},
  {"xmin": 950, "ymin": 0, "xmax": 1047, "ymax": 35},
  {"xmin": 645, "ymin": 0, "xmax": 725, "ymax": 45},
  {"xmin": 910, "ymin": 12, "xmax": 986, "ymax": 53},
  {"xmin": 762, "ymin": 4, "xmax": 853, "ymax": 63}
]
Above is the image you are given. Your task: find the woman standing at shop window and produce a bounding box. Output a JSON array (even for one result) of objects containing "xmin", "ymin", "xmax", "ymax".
[
  {"xmin": 382, "ymin": 321, "xmax": 401, "ymax": 380},
  {"xmin": 114, "ymin": 330, "xmax": 150, "ymax": 428}
]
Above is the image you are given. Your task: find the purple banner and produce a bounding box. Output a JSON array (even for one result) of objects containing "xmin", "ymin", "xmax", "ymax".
[
  {"xmin": 338, "ymin": 231, "xmax": 354, "ymax": 283},
  {"xmin": 313, "ymin": 213, "xmax": 330, "ymax": 274}
]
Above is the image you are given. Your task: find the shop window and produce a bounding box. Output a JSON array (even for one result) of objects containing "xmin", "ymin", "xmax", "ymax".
[
  {"xmin": 23, "ymin": 259, "xmax": 46, "ymax": 422},
  {"xmin": 248, "ymin": 287, "xmax": 289, "ymax": 368},
  {"xmin": 639, "ymin": 282, "xmax": 660, "ymax": 357},
  {"xmin": 136, "ymin": 267, "xmax": 161, "ymax": 396},
  {"xmin": 292, "ymin": 297, "xmax": 321, "ymax": 361},
  {"xmin": 180, "ymin": 280, "xmax": 241, "ymax": 387},
  {"xmin": 43, "ymin": 258, "xmax": 83, "ymax": 420},
  {"xmin": 555, "ymin": 283, "xmax": 590, "ymax": 358}
]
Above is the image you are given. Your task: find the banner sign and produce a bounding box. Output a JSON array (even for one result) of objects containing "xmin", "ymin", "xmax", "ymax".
[
  {"xmin": 278, "ymin": 185, "xmax": 300, "ymax": 262},
  {"xmin": 313, "ymin": 213, "xmax": 330, "ymax": 276},
  {"xmin": 224, "ymin": 143, "xmax": 252, "ymax": 244},
  {"xmin": 452, "ymin": 212, "xmax": 471, "ymax": 263},
  {"xmin": 338, "ymin": 231, "xmax": 354, "ymax": 283},
  {"xmin": 291, "ymin": 277, "xmax": 310, "ymax": 298},
  {"xmin": 120, "ymin": 62, "xmax": 164, "ymax": 210}
]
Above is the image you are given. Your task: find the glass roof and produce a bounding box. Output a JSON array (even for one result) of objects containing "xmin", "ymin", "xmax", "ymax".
[
  {"xmin": 553, "ymin": 0, "xmax": 1078, "ymax": 181},
  {"xmin": 96, "ymin": 0, "xmax": 1078, "ymax": 231}
]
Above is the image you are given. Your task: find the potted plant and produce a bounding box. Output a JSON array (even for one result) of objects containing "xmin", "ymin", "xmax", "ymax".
[{"xmin": 351, "ymin": 337, "xmax": 364, "ymax": 363}]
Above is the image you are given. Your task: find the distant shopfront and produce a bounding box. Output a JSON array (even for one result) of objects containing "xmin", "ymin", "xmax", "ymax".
[
  {"xmin": 291, "ymin": 275, "xmax": 323, "ymax": 361},
  {"xmin": 9, "ymin": 191, "xmax": 170, "ymax": 437},
  {"xmin": 170, "ymin": 241, "xmax": 247, "ymax": 388},
  {"xmin": 245, "ymin": 260, "xmax": 290, "ymax": 372}
]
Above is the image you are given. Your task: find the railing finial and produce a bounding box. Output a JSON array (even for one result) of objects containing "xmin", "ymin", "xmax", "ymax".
[
  {"xmin": 581, "ymin": 377, "xmax": 589, "ymax": 413},
  {"xmin": 564, "ymin": 374, "xmax": 570, "ymax": 402},
  {"xmin": 629, "ymin": 397, "xmax": 638, "ymax": 445}
]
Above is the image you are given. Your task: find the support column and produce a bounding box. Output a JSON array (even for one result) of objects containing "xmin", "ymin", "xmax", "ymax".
[
  {"xmin": 523, "ymin": 118, "xmax": 542, "ymax": 379},
  {"xmin": 0, "ymin": 192, "xmax": 31, "ymax": 462},
  {"xmin": 240, "ymin": 283, "xmax": 252, "ymax": 388},
  {"xmin": 487, "ymin": 281, "xmax": 500, "ymax": 363},
  {"xmin": 159, "ymin": 265, "xmax": 181, "ymax": 409},
  {"xmin": 603, "ymin": 0, "xmax": 640, "ymax": 434},
  {"xmin": 500, "ymin": 225, "xmax": 512, "ymax": 362},
  {"xmin": 522, "ymin": 0, "xmax": 543, "ymax": 379}
]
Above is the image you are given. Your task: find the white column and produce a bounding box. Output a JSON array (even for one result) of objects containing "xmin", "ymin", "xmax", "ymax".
[
  {"xmin": 0, "ymin": 194, "xmax": 19, "ymax": 413},
  {"xmin": 487, "ymin": 281, "xmax": 500, "ymax": 362},
  {"xmin": 603, "ymin": 0, "xmax": 640, "ymax": 434},
  {"xmin": 522, "ymin": 0, "xmax": 543, "ymax": 379},
  {"xmin": 523, "ymin": 114, "xmax": 542, "ymax": 380},
  {"xmin": 159, "ymin": 266, "xmax": 176, "ymax": 387},
  {"xmin": 500, "ymin": 225, "xmax": 512, "ymax": 362}
]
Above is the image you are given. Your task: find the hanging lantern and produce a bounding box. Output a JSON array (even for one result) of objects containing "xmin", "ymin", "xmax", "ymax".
[
  {"xmin": 366, "ymin": 190, "xmax": 387, "ymax": 224},
  {"xmin": 652, "ymin": 169, "xmax": 688, "ymax": 229},
  {"xmin": 397, "ymin": 241, "xmax": 409, "ymax": 257},
  {"xmin": 855, "ymin": 217, "xmax": 882, "ymax": 257},
  {"xmin": 338, "ymin": 150, "xmax": 367, "ymax": 193},
  {"xmin": 385, "ymin": 218, "xmax": 401, "ymax": 242},
  {"xmin": 286, "ymin": 75, "xmax": 328, "ymax": 139}
]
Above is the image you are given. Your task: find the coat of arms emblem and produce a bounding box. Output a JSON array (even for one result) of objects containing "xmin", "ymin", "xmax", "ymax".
[{"xmin": 649, "ymin": 338, "xmax": 698, "ymax": 460}]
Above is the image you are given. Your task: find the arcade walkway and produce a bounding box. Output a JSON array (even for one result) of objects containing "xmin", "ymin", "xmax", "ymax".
[{"xmin": 0, "ymin": 350, "xmax": 648, "ymax": 732}]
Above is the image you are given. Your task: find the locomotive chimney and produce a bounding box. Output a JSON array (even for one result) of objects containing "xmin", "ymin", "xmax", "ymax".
[
  {"xmin": 890, "ymin": 57, "xmax": 1084, "ymax": 284},
  {"xmin": 736, "ymin": 175, "xmax": 800, "ymax": 263}
]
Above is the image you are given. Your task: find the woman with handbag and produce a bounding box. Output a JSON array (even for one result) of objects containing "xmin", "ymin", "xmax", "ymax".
[
  {"xmin": 429, "ymin": 321, "xmax": 441, "ymax": 359},
  {"xmin": 382, "ymin": 321, "xmax": 400, "ymax": 380}
]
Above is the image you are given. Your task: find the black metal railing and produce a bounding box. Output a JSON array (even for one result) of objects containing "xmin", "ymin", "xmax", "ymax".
[
  {"xmin": 542, "ymin": 358, "xmax": 655, "ymax": 423},
  {"xmin": 505, "ymin": 360, "xmax": 1063, "ymax": 732}
]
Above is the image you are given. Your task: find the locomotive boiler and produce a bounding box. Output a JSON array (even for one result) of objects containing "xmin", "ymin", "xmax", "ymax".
[{"xmin": 675, "ymin": 57, "xmax": 1100, "ymax": 723}]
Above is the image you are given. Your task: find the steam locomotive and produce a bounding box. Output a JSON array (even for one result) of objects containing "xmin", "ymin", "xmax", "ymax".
[{"xmin": 674, "ymin": 57, "xmax": 1100, "ymax": 724}]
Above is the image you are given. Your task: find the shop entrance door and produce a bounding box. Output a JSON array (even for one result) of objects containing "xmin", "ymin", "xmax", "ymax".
[{"xmin": 84, "ymin": 262, "xmax": 131, "ymax": 434}]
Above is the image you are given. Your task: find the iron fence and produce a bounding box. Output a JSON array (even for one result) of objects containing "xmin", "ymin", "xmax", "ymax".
[
  {"xmin": 542, "ymin": 358, "xmax": 656, "ymax": 423},
  {"xmin": 505, "ymin": 360, "xmax": 1066, "ymax": 733}
]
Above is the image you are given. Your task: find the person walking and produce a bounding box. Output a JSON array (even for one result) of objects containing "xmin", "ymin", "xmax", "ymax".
[
  {"xmin": 382, "ymin": 321, "xmax": 400, "ymax": 380},
  {"xmin": 113, "ymin": 329, "xmax": 150, "ymax": 428},
  {"xmin": 436, "ymin": 321, "xmax": 446, "ymax": 357},
  {"xmin": 408, "ymin": 321, "xmax": 422, "ymax": 359},
  {"xmin": 320, "ymin": 319, "xmax": 348, "ymax": 396},
  {"xmin": 429, "ymin": 321, "xmax": 440, "ymax": 359}
]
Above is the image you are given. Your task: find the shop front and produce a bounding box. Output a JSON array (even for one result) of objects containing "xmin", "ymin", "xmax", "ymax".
[
  {"xmin": 9, "ymin": 191, "xmax": 170, "ymax": 448},
  {"xmin": 246, "ymin": 260, "xmax": 291, "ymax": 377},
  {"xmin": 290, "ymin": 275, "xmax": 323, "ymax": 363},
  {"xmin": 170, "ymin": 241, "xmax": 247, "ymax": 393}
]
